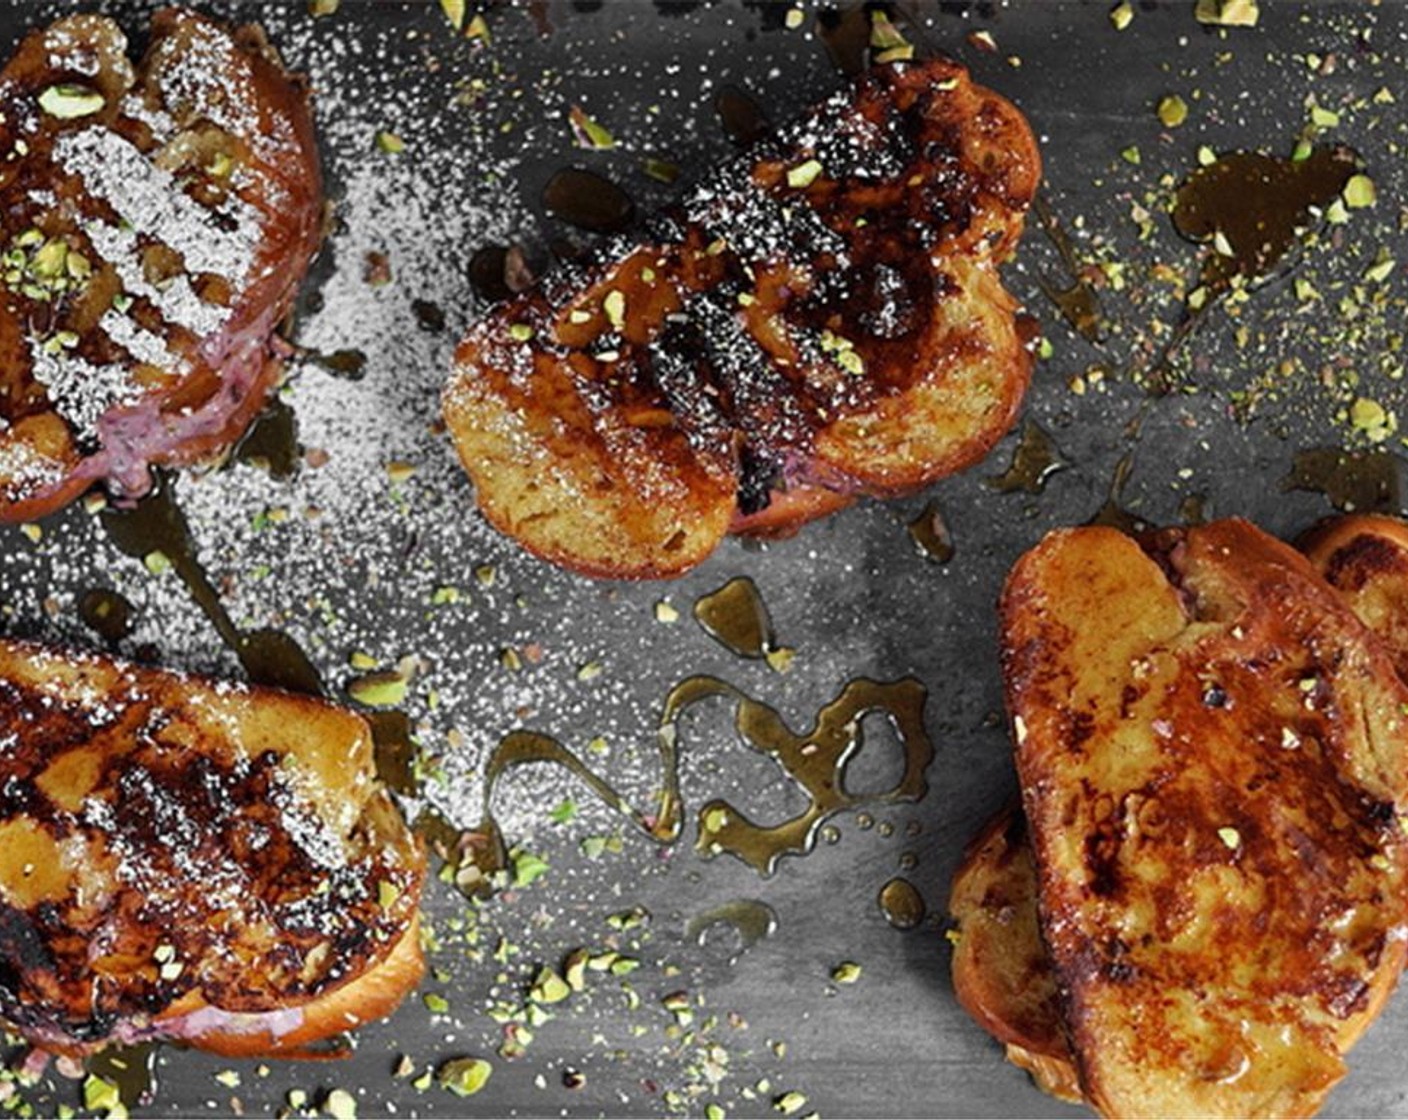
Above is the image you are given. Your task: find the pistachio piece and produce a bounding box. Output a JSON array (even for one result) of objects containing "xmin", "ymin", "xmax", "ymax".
[
  {"xmin": 38, "ymin": 84, "xmax": 105, "ymax": 119},
  {"xmin": 438, "ymin": 1058, "xmax": 492, "ymax": 1098}
]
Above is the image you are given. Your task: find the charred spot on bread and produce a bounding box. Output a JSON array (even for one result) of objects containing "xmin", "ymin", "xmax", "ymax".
[{"xmin": 0, "ymin": 638, "xmax": 425, "ymax": 1058}]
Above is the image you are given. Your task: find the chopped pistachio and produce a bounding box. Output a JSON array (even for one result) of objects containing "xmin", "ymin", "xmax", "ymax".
[
  {"xmin": 439, "ymin": 0, "xmax": 465, "ymax": 30},
  {"xmin": 655, "ymin": 600, "xmax": 680, "ymax": 623},
  {"xmin": 549, "ymin": 797, "xmax": 578, "ymax": 824},
  {"xmin": 214, "ymin": 1070, "xmax": 241, "ymax": 1089},
  {"xmin": 577, "ymin": 660, "xmax": 603, "ymax": 681},
  {"xmin": 1217, "ymin": 827, "xmax": 1241, "ymax": 849},
  {"xmin": 643, "ymin": 157, "xmax": 681, "ymax": 183},
  {"xmin": 511, "ymin": 849, "xmax": 550, "ymax": 887},
  {"xmin": 143, "ymin": 550, "xmax": 170, "ymax": 574},
  {"xmin": 1120, "ymin": 145, "xmax": 1141, "ymax": 165},
  {"xmin": 308, "ymin": 0, "xmax": 341, "ymax": 14},
  {"xmin": 774, "ymin": 1091, "xmax": 807, "ymax": 1115},
  {"xmin": 82, "ymin": 1076, "xmax": 122, "ymax": 1117},
  {"xmin": 19, "ymin": 523, "xmax": 41, "ymax": 545},
  {"xmin": 564, "ymin": 947, "xmax": 590, "ymax": 991},
  {"xmin": 784, "ymin": 7, "xmax": 805, "ymax": 30},
  {"xmin": 765, "ymin": 646, "xmax": 796, "ymax": 673},
  {"xmin": 1194, "ymin": 0, "xmax": 1259, "ymax": 26},
  {"xmin": 38, "ymin": 84, "xmax": 105, "ymax": 119},
  {"xmin": 323, "ymin": 1089, "xmax": 357, "ymax": 1120},
  {"xmin": 610, "ymin": 956, "xmax": 640, "ymax": 976},
  {"xmin": 1309, "ymin": 104, "xmax": 1340, "ymax": 129},
  {"xmin": 423, "ymin": 992, "xmax": 450, "ymax": 1014},
  {"xmin": 786, "ymin": 159, "xmax": 824, "ymax": 190},
  {"xmin": 1109, "ymin": 1, "xmax": 1134, "ymax": 29},
  {"xmin": 1343, "ymin": 174, "xmax": 1376, "ymax": 209},
  {"xmin": 378, "ymin": 880, "xmax": 401, "ymax": 908},
  {"xmin": 831, "ymin": 960, "xmax": 863, "ymax": 984},
  {"xmin": 603, "ymin": 289, "xmax": 626, "ymax": 330},
  {"xmin": 530, "ymin": 966, "xmax": 571, "ymax": 1005},
  {"xmin": 507, "ymin": 322, "xmax": 535, "ymax": 342},
  {"xmin": 1157, "ymin": 94, "xmax": 1188, "ymax": 128},
  {"xmin": 347, "ymin": 671, "xmax": 408, "ymax": 708},
  {"xmin": 706, "ymin": 1105, "xmax": 727, "ymax": 1120},
  {"xmin": 569, "ymin": 105, "xmax": 615, "ymax": 150},
  {"xmin": 375, "ymin": 130, "xmax": 405, "ymax": 154}
]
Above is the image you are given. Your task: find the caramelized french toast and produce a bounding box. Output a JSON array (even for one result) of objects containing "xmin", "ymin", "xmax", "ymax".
[
  {"xmin": 0, "ymin": 639, "xmax": 426, "ymax": 1058},
  {"xmin": 444, "ymin": 58, "xmax": 1039, "ymax": 578},
  {"xmin": 990, "ymin": 518, "xmax": 1408, "ymax": 1118},
  {"xmin": 952, "ymin": 513, "xmax": 1408, "ymax": 1115},
  {"xmin": 0, "ymin": 7, "xmax": 322, "ymax": 520}
]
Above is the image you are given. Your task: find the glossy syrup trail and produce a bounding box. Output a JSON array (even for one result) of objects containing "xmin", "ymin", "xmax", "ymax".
[{"xmin": 468, "ymin": 673, "xmax": 934, "ymax": 883}]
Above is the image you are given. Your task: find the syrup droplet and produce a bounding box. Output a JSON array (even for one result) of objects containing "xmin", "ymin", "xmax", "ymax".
[
  {"xmin": 686, "ymin": 898, "xmax": 778, "ymax": 960},
  {"xmin": 989, "ymin": 420, "xmax": 1066, "ymax": 495},
  {"xmin": 1087, "ymin": 452, "xmax": 1146, "ymax": 533},
  {"xmin": 906, "ymin": 499, "xmax": 953, "ymax": 564},
  {"xmin": 1172, "ymin": 146, "xmax": 1358, "ymax": 290},
  {"xmin": 367, "ymin": 710, "xmax": 417, "ymax": 795},
  {"xmin": 543, "ymin": 168, "xmax": 636, "ymax": 233},
  {"xmin": 78, "ymin": 587, "xmax": 133, "ymax": 643},
  {"xmin": 232, "ymin": 397, "xmax": 299, "ymax": 479},
  {"xmin": 815, "ymin": 4, "xmax": 874, "ymax": 76},
  {"xmin": 88, "ymin": 1043, "xmax": 157, "ymax": 1111},
  {"xmin": 412, "ymin": 298, "xmax": 446, "ymax": 333},
  {"xmin": 715, "ymin": 86, "xmax": 770, "ymax": 145},
  {"xmin": 302, "ymin": 347, "xmax": 367, "ymax": 380},
  {"xmin": 1282, "ymin": 447, "xmax": 1404, "ymax": 513},
  {"xmin": 878, "ymin": 876, "xmax": 925, "ymax": 930},
  {"xmin": 693, "ymin": 577, "xmax": 776, "ymax": 659}
]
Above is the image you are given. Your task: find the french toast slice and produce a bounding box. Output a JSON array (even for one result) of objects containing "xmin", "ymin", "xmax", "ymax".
[
  {"xmin": 947, "ymin": 803, "xmax": 1081, "ymax": 1105},
  {"xmin": 952, "ymin": 513, "xmax": 1408, "ymax": 1112},
  {"xmin": 0, "ymin": 7, "xmax": 322, "ymax": 520},
  {"xmin": 0, "ymin": 639, "xmax": 426, "ymax": 1058},
  {"xmin": 1302, "ymin": 514, "xmax": 1408, "ymax": 683},
  {"xmin": 998, "ymin": 519, "xmax": 1408, "ymax": 1118},
  {"xmin": 444, "ymin": 58, "xmax": 1039, "ymax": 578}
]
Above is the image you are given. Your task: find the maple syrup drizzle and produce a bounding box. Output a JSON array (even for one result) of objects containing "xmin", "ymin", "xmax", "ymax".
[
  {"xmin": 1033, "ymin": 195, "xmax": 1103, "ymax": 343},
  {"xmin": 468, "ymin": 673, "xmax": 933, "ymax": 882},
  {"xmin": 1172, "ymin": 146, "xmax": 1357, "ymax": 291}
]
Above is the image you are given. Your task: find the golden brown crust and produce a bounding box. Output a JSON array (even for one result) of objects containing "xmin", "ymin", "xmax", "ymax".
[
  {"xmin": 947, "ymin": 803, "xmax": 1078, "ymax": 1102},
  {"xmin": 999, "ymin": 519, "xmax": 1408, "ymax": 1119},
  {"xmin": 0, "ymin": 7, "xmax": 322, "ymax": 519},
  {"xmin": 0, "ymin": 638, "xmax": 425, "ymax": 1057},
  {"xmin": 444, "ymin": 58, "xmax": 1039, "ymax": 579},
  {"xmin": 1301, "ymin": 514, "xmax": 1408, "ymax": 684}
]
